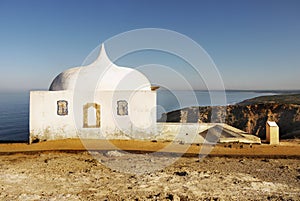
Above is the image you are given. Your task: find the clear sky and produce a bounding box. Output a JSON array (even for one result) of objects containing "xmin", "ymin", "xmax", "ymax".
[{"xmin": 0, "ymin": 0, "xmax": 299, "ymax": 91}]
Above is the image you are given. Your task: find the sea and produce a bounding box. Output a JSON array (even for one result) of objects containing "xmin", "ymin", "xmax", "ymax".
[{"xmin": 0, "ymin": 90, "xmax": 276, "ymax": 142}]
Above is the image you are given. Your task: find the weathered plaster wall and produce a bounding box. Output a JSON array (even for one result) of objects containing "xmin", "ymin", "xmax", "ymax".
[
  {"xmin": 30, "ymin": 91, "xmax": 76, "ymax": 142},
  {"xmin": 30, "ymin": 90, "xmax": 157, "ymax": 143}
]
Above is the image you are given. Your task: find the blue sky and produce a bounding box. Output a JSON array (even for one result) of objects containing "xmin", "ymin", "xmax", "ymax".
[{"xmin": 0, "ymin": 0, "xmax": 299, "ymax": 91}]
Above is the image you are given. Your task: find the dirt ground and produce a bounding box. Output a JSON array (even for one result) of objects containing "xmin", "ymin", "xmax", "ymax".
[
  {"xmin": 0, "ymin": 147, "xmax": 299, "ymax": 200},
  {"xmin": 1, "ymin": 139, "xmax": 300, "ymax": 157}
]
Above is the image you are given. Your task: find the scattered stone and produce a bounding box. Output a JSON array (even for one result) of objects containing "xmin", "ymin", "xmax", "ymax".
[
  {"xmin": 31, "ymin": 137, "xmax": 40, "ymax": 143},
  {"xmin": 105, "ymin": 150, "xmax": 124, "ymax": 157},
  {"xmin": 173, "ymin": 194, "xmax": 180, "ymax": 201},
  {"xmin": 155, "ymin": 193, "xmax": 161, "ymax": 197},
  {"xmin": 146, "ymin": 194, "xmax": 153, "ymax": 199},
  {"xmin": 267, "ymin": 195, "xmax": 284, "ymax": 200},
  {"xmin": 174, "ymin": 171, "xmax": 188, "ymax": 176},
  {"xmin": 179, "ymin": 195, "xmax": 189, "ymax": 201},
  {"xmin": 239, "ymin": 159, "xmax": 245, "ymax": 164},
  {"xmin": 279, "ymin": 165, "xmax": 290, "ymax": 169},
  {"xmin": 84, "ymin": 159, "xmax": 98, "ymax": 165},
  {"xmin": 204, "ymin": 197, "xmax": 220, "ymax": 201},
  {"xmin": 261, "ymin": 159, "xmax": 270, "ymax": 162},
  {"xmin": 199, "ymin": 172, "xmax": 210, "ymax": 178},
  {"xmin": 165, "ymin": 193, "xmax": 180, "ymax": 201},
  {"xmin": 166, "ymin": 194, "xmax": 174, "ymax": 200}
]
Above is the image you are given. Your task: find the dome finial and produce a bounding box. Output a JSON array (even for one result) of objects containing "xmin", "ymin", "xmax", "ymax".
[
  {"xmin": 100, "ymin": 43, "xmax": 105, "ymax": 53},
  {"xmin": 93, "ymin": 43, "xmax": 111, "ymax": 65},
  {"xmin": 92, "ymin": 43, "xmax": 111, "ymax": 65}
]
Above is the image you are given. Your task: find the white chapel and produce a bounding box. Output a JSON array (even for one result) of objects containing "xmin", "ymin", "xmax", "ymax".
[{"xmin": 30, "ymin": 44, "xmax": 157, "ymax": 143}]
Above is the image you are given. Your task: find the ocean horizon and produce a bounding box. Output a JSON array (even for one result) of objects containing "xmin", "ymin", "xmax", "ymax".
[{"xmin": 0, "ymin": 90, "xmax": 277, "ymax": 142}]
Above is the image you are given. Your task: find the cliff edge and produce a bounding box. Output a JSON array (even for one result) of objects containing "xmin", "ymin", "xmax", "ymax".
[{"xmin": 160, "ymin": 94, "xmax": 300, "ymax": 139}]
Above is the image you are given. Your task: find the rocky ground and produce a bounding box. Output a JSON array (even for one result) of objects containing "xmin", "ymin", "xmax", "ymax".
[{"xmin": 0, "ymin": 150, "xmax": 299, "ymax": 201}]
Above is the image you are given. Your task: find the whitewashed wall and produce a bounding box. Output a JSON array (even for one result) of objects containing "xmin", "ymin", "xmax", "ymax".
[
  {"xmin": 30, "ymin": 90, "xmax": 157, "ymax": 143},
  {"xmin": 30, "ymin": 91, "xmax": 76, "ymax": 142}
]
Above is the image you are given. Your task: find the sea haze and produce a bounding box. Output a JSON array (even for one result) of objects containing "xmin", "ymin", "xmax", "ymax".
[{"xmin": 0, "ymin": 91, "xmax": 276, "ymax": 142}]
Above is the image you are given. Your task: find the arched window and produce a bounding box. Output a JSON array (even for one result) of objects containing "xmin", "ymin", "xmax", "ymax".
[
  {"xmin": 83, "ymin": 103, "xmax": 100, "ymax": 128},
  {"xmin": 88, "ymin": 106, "xmax": 97, "ymax": 126}
]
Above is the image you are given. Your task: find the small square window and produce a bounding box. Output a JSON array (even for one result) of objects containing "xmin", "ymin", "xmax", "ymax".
[
  {"xmin": 117, "ymin": 100, "xmax": 128, "ymax": 116},
  {"xmin": 57, "ymin": 100, "xmax": 68, "ymax": 116}
]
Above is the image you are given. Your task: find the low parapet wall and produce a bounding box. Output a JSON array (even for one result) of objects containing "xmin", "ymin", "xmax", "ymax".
[
  {"xmin": 155, "ymin": 123, "xmax": 261, "ymax": 144},
  {"xmin": 155, "ymin": 122, "xmax": 214, "ymax": 143}
]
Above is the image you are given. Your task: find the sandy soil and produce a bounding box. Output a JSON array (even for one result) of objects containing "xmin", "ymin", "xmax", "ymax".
[
  {"xmin": 0, "ymin": 140, "xmax": 300, "ymax": 200},
  {"xmin": 1, "ymin": 139, "xmax": 300, "ymax": 157}
]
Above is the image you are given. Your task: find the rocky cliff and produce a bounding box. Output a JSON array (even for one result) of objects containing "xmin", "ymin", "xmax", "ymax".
[{"xmin": 159, "ymin": 94, "xmax": 300, "ymax": 139}]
